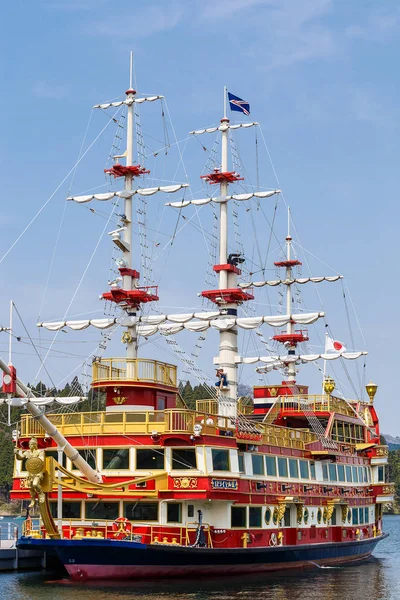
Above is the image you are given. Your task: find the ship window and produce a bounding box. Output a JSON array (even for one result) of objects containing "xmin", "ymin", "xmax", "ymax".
[
  {"xmin": 85, "ymin": 501, "xmax": 119, "ymax": 521},
  {"xmin": 277, "ymin": 457, "xmax": 288, "ymax": 478},
  {"xmin": 299, "ymin": 460, "xmax": 309, "ymax": 479},
  {"xmin": 212, "ymin": 449, "xmax": 230, "ymax": 471},
  {"xmin": 238, "ymin": 453, "xmax": 245, "ymax": 473},
  {"xmin": 345, "ymin": 465, "xmax": 352, "ymax": 482},
  {"xmin": 231, "ymin": 506, "xmax": 247, "ymax": 528},
  {"xmin": 188, "ymin": 505, "xmax": 195, "ymax": 518},
  {"xmin": 377, "ymin": 466, "xmax": 385, "ymax": 482},
  {"xmin": 167, "ymin": 503, "xmax": 182, "ymax": 523},
  {"xmin": 337, "ymin": 464, "xmax": 345, "ymax": 482},
  {"xmin": 50, "ymin": 501, "xmax": 81, "ymax": 519},
  {"xmin": 136, "ymin": 449, "xmax": 165, "ymax": 470},
  {"xmin": 352, "ymin": 466, "xmax": 359, "ymax": 483},
  {"xmin": 124, "ymin": 502, "xmax": 158, "ymax": 521},
  {"xmin": 45, "ymin": 450, "xmax": 66, "ymax": 468},
  {"xmin": 352, "ymin": 507, "xmax": 359, "ymax": 525},
  {"xmin": 265, "ymin": 507, "xmax": 272, "ymax": 525},
  {"xmin": 360, "ymin": 507, "xmax": 365, "ymax": 524},
  {"xmin": 172, "ymin": 449, "xmax": 197, "ymax": 470},
  {"xmin": 265, "ymin": 456, "xmax": 277, "ymax": 477},
  {"xmin": 364, "ymin": 507, "xmax": 369, "ymax": 523},
  {"xmin": 249, "ymin": 507, "xmax": 262, "ymax": 528},
  {"xmin": 77, "ymin": 449, "xmax": 97, "ymax": 470},
  {"xmin": 310, "ymin": 462, "xmax": 316, "ymax": 480},
  {"xmin": 322, "ymin": 463, "xmax": 329, "ymax": 481},
  {"xmin": 103, "ymin": 449, "xmax": 129, "ymax": 470},
  {"xmin": 252, "ymin": 454, "xmax": 264, "ymax": 475},
  {"xmin": 289, "ymin": 459, "xmax": 299, "ymax": 479},
  {"xmin": 331, "ymin": 508, "xmax": 337, "ymax": 525},
  {"xmin": 363, "ymin": 467, "xmax": 368, "ymax": 483},
  {"xmin": 328, "ymin": 463, "xmax": 337, "ymax": 482},
  {"xmin": 283, "ymin": 507, "xmax": 291, "ymax": 527},
  {"xmin": 358, "ymin": 467, "xmax": 364, "ymax": 483}
]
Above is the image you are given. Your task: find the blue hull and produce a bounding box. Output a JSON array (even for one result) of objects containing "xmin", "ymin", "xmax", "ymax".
[{"xmin": 17, "ymin": 533, "xmax": 387, "ymax": 581}]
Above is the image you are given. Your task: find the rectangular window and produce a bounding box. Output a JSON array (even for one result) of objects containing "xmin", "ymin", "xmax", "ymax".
[
  {"xmin": 364, "ymin": 507, "xmax": 369, "ymax": 523},
  {"xmin": 352, "ymin": 466, "xmax": 359, "ymax": 483},
  {"xmin": 331, "ymin": 508, "xmax": 337, "ymax": 525},
  {"xmin": 46, "ymin": 449, "xmax": 66, "ymax": 468},
  {"xmin": 212, "ymin": 449, "xmax": 230, "ymax": 471},
  {"xmin": 50, "ymin": 501, "xmax": 81, "ymax": 519},
  {"xmin": 231, "ymin": 506, "xmax": 247, "ymax": 528},
  {"xmin": 103, "ymin": 448, "xmax": 129, "ymax": 470},
  {"xmin": 345, "ymin": 465, "xmax": 352, "ymax": 482},
  {"xmin": 359, "ymin": 507, "xmax": 364, "ymax": 524},
  {"xmin": 77, "ymin": 449, "xmax": 97, "ymax": 470},
  {"xmin": 299, "ymin": 460, "xmax": 309, "ymax": 479},
  {"xmin": 238, "ymin": 453, "xmax": 245, "ymax": 473},
  {"xmin": 378, "ymin": 466, "xmax": 385, "ymax": 482},
  {"xmin": 363, "ymin": 467, "xmax": 368, "ymax": 483},
  {"xmin": 265, "ymin": 455, "xmax": 277, "ymax": 476},
  {"xmin": 249, "ymin": 507, "xmax": 262, "ymax": 528},
  {"xmin": 124, "ymin": 502, "xmax": 158, "ymax": 521},
  {"xmin": 85, "ymin": 501, "xmax": 119, "ymax": 521},
  {"xmin": 188, "ymin": 505, "xmax": 195, "ymax": 518},
  {"xmin": 337, "ymin": 464, "xmax": 345, "ymax": 482},
  {"xmin": 328, "ymin": 463, "xmax": 337, "ymax": 482},
  {"xmin": 289, "ymin": 459, "xmax": 299, "ymax": 479},
  {"xmin": 136, "ymin": 449, "xmax": 165, "ymax": 470},
  {"xmin": 352, "ymin": 507, "xmax": 359, "ymax": 525},
  {"xmin": 310, "ymin": 462, "xmax": 316, "ymax": 480},
  {"xmin": 252, "ymin": 454, "xmax": 264, "ymax": 476},
  {"xmin": 172, "ymin": 449, "xmax": 197, "ymax": 470},
  {"xmin": 167, "ymin": 503, "xmax": 182, "ymax": 523},
  {"xmin": 283, "ymin": 506, "xmax": 291, "ymax": 527},
  {"xmin": 277, "ymin": 457, "xmax": 288, "ymax": 478},
  {"xmin": 322, "ymin": 463, "xmax": 329, "ymax": 481},
  {"xmin": 358, "ymin": 467, "xmax": 364, "ymax": 483}
]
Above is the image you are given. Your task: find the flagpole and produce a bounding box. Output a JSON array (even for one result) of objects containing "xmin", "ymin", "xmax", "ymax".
[
  {"xmin": 322, "ymin": 332, "xmax": 328, "ymax": 393},
  {"xmin": 223, "ymin": 86, "xmax": 227, "ymax": 120}
]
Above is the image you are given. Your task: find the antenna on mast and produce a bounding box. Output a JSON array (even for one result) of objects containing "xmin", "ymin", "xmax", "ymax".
[
  {"xmin": 223, "ymin": 86, "xmax": 227, "ymax": 120},
  {"xmin": 129, "ymin": 50, "xmax": 133, "ymax": 90}
]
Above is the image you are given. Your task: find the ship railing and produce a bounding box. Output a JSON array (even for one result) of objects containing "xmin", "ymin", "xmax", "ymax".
[
  {"xmin": 92, "ymin": 358, "xmax": 177, "ymax": 387},
  {"xmin": 196, "ymin": 399, "xmax": 253, "ymax": 415},
  {"xmin": 19, "ymin": 409, "xmax": 317, "ymax": 449},
  {"xmin": 280, "ymin": 395, "xmax": 356, "ymax": 417}
]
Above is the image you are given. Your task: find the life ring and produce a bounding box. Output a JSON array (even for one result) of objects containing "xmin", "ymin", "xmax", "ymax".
[
  {"xmin": 269, "ymin": 532, "xmax": 277, "ymax": 546},
  {"xmin": 112, "ymin": 517, "xmax": 132, "ymax": 538}
]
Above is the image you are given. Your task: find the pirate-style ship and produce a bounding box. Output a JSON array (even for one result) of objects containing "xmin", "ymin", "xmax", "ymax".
[{"xmin": 6, "ymin": 59, "xmax": 391, "ymax": 581}]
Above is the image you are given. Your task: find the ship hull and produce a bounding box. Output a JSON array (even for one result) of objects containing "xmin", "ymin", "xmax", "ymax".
[{"xmin": 18, "ymin": 534, "xmax": 387, "ymax": 581}]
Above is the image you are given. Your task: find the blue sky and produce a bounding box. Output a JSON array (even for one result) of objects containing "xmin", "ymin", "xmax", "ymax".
[{"xmin": 1, "ymin": 0, "xmax": 399, "ymax": 432}]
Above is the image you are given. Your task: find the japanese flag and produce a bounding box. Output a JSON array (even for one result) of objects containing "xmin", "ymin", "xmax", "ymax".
[{"xmin": 325, "ymin": 336, "xmax": 346, "ymax": 353}]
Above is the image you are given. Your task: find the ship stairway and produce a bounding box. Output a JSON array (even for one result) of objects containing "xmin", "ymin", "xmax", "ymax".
[
  {"xmin": 262, "ymin": 398, "xmax": 283, "ymax": 425},
  {"xmin": 299, "ymin": 400, "xmax": 338, "ymax": 450}
]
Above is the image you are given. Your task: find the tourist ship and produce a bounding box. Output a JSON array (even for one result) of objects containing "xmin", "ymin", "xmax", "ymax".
[{"xmin": 6, "ymin": 58, "xmax": 392, "ymax": 581}]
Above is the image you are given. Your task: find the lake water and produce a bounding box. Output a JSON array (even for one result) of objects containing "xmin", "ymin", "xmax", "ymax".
[{"xmin": 1, "ymin": 516, "xmax": 399, "ymax": 600}]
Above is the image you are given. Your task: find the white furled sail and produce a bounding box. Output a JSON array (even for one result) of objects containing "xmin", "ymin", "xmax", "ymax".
[
  {"xmin": 38, "ymin": 312, "xmax": 324, "ymax": 333},
  {"xmin": 239, "ymin": 276, "xmax": 343, "ymax": 289},
  {"xmin": 68, "ymin": 184, "xmax": 189, "ymax": 204},
  {"xmin": 0, "ymin": 397, "xmax": 87, "ymax": 406},
  {"xmin": 190, "ymin": 122, "xmax": 259, "ymax": 135},
  {"xmin": 253, "ymin": 351, "xmax": 368, "ymax": 372},
  {"xmin": 166, "ymin": 190, "xmax": 280, "ymax": 209},
  {"xmin": 94, "ymin": 95, "xmax": 164, "ymax": 109}
]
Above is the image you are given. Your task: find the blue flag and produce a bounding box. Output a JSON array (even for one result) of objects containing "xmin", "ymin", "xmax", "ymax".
[{"xmin": 228, "ymin": 92, "xmax": 250, "ymax": 116}]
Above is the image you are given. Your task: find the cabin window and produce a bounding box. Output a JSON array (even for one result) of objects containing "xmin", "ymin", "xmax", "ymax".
[
  {"xmin": 85, "ymin": 501, "xmax": 119, "ymax": 521},
  {"xmin": 252, "ymin": 454, "xmax": 264, "ymax": 476},
  {"xmin": 136, "ymin": 449, "xmax": 165, "ymax": 470},
  {"xmin": 265, "ymin": 456, "xmax": 277, "ymax": 476},
  {"xmin": 363, "ymin": 467, "xmax": 369, "ymax": 483},
  {"xmin": 249, "ymin": 507, "xmax": 262, "ymax": 528},
  {"xmin": 45, "ymin": 450, "xmax": 66, "ymax": 468},
  {"xmin": 212, "ymin": 449, "xmax": 230, "ymax": 471},
  {"xmin": 322, "ymin": 463, "xmax": 329, "ymax": 481},
  {"xmin": 352, "ymin": 466, "xmax": 359, "ymax": 483},
  {"xmin": 328, "ymin": 463, "xmax": 337, "ymax": 482},
  {"xmin": 358, "ymin": 467, "xmax": 364, "ymax": 483},
  {"xmin": 50, "ymin": 501, "xmax": 81, "ymax": 519},
  {"xmin": 238, "ymin": 453, "xmax": 245, "ymax": 473},
  {"xmin": 167, "ymin": 503, "xmax": 182, "ymax": 523},
  {"xmin": 331, "ymin": 508, "xmax": 337, "ymax": 525},
  {"xmin": 364, "ymin": 507, "xmax": 369, "ymax": 523},
  {"xmin": 299, "ymin": 460, "xmax": 309, "ymax": 479},
  {"xmin": 310, "ymin": 462, "xmax": 316, "ymax": 480},
  {"xmin": 352, "ymin": 507, "xmax": 359, "ymax": 525},
  {"xmin": 231, "ymin": 506, "xmax": 247, "ymax": 528},
  {"xmin": 77, "ymin": 449, "xmax": 97, "ymax": 470},
  {"xmin": 289, "ymin": 459, "xmax": 299, "ymax": 479},
  {"xmin": 277, "ymin": 457, "xmax": 288, "ymax": 478},
  {"xmin": 377, "ymin": 466, "xmax": 385, "ymax": 482},
  {"xmin": 337, "ymin": 464, "xmax": 345, "ymax": 482},
  {"xmin": 283, "ymin": 507, "xmax": 291, "ymax": 527},
  {"xmin": 172, "ymin": 449, "xmax": 197, "ymax": 470},
  {"xmin": 345, "ymin": 465, "xmax": 352, "ymax": 482},
  {"xmin": 265, "ymin": 507, "xmax": 272, "ymax": 525},
  {"xmin": 359, "ymin": 507, "xmax": 365, "ymax": 524},
  {"xmin": 103, "ymin": 448, "xmax": 129, "ymax": 470},
  {"xmin": 124, "ymin": 502, "xmax": 158, "ymax": 521},
  {"xmin": 188, "ymin": 505, "xmax": 195, "ymax": 518}
]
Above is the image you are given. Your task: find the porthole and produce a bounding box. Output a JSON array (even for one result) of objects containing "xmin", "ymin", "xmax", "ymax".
[
  {"xmin": 317, "ymin": 508, "xmax": 322, "ymax": 524},
  {"xmin": 272, "ymin": 507, "xmax": 279, "ymax": 525},
  {"xmin": 347, "ymin": 511, "xmax": 351, "ymax": 524},
  {"xmin": 323, "ymin": 508, "xmax": 328, "ymax": 524},
  {"xmin": 265, "ymin": 507, "xmax": 272, "ymax": 525},
  {"xmin": 304, "ymin": 508, "xmax": 309, "ymax": 524}
]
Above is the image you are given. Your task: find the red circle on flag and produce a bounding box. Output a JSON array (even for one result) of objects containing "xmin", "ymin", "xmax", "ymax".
[{"xmin": 333, "ymin": 341, "xmax": 343, "ymax": 351}]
